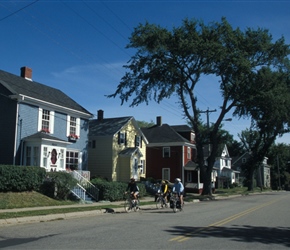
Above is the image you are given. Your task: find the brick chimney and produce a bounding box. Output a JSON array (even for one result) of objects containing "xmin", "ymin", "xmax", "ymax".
[
  {"xmin": 156, "ymin": 116, "xmax": 162, "ymax": 126},
  {"xmin": 20, "ymin": 66, "xmax": 32, "ymax": 81},
  {"xmin": 97, "ymin": 109, "xmax": 104, "ymax": 121}
]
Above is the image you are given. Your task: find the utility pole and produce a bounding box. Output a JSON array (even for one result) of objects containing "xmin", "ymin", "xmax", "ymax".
[
  {"xmin": 200, "ymin": 108, "xmax": 217, "ymax": 157},
  {"xmin": 277, "ymin": 155, "xmax": 281, "ymax": 190}
]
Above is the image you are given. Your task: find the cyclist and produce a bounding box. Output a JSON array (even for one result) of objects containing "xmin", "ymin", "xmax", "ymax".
[
  {"xmin": 172, "ymin": 178, "xmax": 184, "ymax": 206},
  {"xmin": 161, "ymin": 180, "xmax": 169, "ymax": 203},
  {"xmin": 125, "ymin": 177, "xmax": 139, "ymax": 201}
]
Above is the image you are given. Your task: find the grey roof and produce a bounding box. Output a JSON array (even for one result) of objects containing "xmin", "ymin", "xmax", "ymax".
[
  {"xmin": 119, "ymin": 147, "xmax": 143, "ymax": 157},
  {"xmin": 141, "ymin": 124, "xmax": 190, "ymax": 144},
  {"xmin": 171, "ymin": 125, "xmax": 193, "ymax": 132},
  {"xmin": 0, "ymin": 69, "xmax": 92, "ymax": 115},
  {"xmin": 23, "ymin": 132, "xmax": 67, "ymax": 142},
  {"xmin": 89, "ymin": 116, "xmax": 133, "ymax": 136}
]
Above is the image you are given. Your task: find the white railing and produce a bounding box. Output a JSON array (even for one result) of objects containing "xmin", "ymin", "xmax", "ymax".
[
  {"xmin": 71, "ymin": 183, "xmax": 86, "ymax": 201},
  {"xmin": 70, "ymin": 170, "xmax": 99, "ymax": 201}
]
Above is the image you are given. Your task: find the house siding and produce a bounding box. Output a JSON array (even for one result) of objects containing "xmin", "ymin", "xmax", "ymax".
[
  {"xmin": 146, "ymin": 145, "xmax": 183, "ymax": 182},
  {"xmin": 88, "ymin": 136, "xmax": 113, "ymax": 180},
  {"xmin": 88, "ymin": 118, "xmax": 146, "ymax": 182}
]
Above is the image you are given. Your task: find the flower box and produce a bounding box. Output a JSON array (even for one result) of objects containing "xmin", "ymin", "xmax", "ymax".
[
  {"xmin": 68, "ymin": 134, "xmax": 79, "ymax": 141},
  {"xmin": 41, "ymin": 128, "xmax": 50, "ymax": 134}
]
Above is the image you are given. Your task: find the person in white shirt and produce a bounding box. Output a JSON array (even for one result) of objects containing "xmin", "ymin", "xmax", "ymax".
[{"xmin": 172, "ymin": 178, "xmax": 184, "ymax": 206}]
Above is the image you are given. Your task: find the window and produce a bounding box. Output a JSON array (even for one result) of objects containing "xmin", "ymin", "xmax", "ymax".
[
  {"xmin": 139, "ymin": 160, "xmax": 144, "ymax": 174},
  {"xmin": 162, "ymin": 168, "xmax": 170, "ymax": 181},
  {"xmin": 38, "ymin": 108, "xmax": 55, "ymax": 133},
  {"xmin": 242, "ymin": 158, "xmax": 246, "ymax": 163},
  {"xmin": 66, "ymin": 115, "xmax": 80, "ymax": 138},
  {"xmin": 70, "ymin": 116, "xmax": 77, "ymax": 135},
  {"xmin": 187, "ymin": 147, "xmax": 191, "ymax": 159},
  {"xmin": 187, "ymin": 171, "xmax": 192, "ymax": 182},
  {"xmin": 26, "ymin": 146, "xmax": 31, "ymax": 166},
  {"xmin": 33, "ymin": 147, "xmax": 39, "ymax": 166},
  {"xmin": 190, "ymin": 132, "xmax": 195, "ymax": 142},
  {"xmin": 59, "ymin": 149, "xmax": 65, "ymax": 170},
  {"xmin": 66, "ymin": 151, "xmax": 79, "ymax": 170},
  {"xmin": 135, "ymin": 135, "xmax": 141, "ymax": 147},
  {"xmin": 118, "ymin": 132, "xmax": 126, "ymax": 144},
  {"xmin": 43, "ymin": 147, "xmax": 48, "ymax": 168},
  {"xmin": 163, "ymin": 147, "xmax": 170, "ymax": 158}
]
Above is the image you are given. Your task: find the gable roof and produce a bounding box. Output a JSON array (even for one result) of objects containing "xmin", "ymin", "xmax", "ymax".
[
  {"xmin": 23, "ymin": 132, "xmax": 70, "ymax": 145},
  {"xmin": 203, "ymin": 144, "xmax": 230, "ymax": 158},
  {"xmin": 0, "ymin": 69, "xmax": 92, "ymax": 117},
  {"xmin": 171, "ymin": 125, "xmax": 193, "ymax": 132},
  {"xmin": 89, "ymin": 116, "xmax": 133, "ymax": 136},
  {"xmin": 141, "ymin": 123, "xmax": 193, "ymax": 146}
]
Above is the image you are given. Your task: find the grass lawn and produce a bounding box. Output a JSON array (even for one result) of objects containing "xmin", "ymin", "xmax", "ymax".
[{"xmin": 0, "ymin": 187, "xmax": 271, "ymax": 220}]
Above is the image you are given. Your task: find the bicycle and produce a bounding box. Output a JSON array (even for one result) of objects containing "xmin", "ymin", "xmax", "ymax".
[
  {"xmin": 124, "ymin": 193, "xmax": 140, "ymax": 213},
  {"xmin": 170, "ymin": 191, "xmax": 183, "ymax": 213},
  {"xmin": 155, "ymin": 191, "xmax": 168, "ymax": 209}
]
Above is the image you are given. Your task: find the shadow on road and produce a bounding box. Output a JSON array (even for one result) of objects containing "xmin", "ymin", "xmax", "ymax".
[{"xmin": 165, "ymin": 225, "xmax": 290, "ymax": 248}]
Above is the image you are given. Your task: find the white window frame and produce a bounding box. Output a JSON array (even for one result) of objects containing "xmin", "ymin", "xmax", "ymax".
[
  {"xmin": 66, "ymin": 115, "xmax": 80, "ymax": 137},
  {"xmin": 38, "ymin": 108, "xmax": 55, "ymax": 134},
  {"xmin": 187, "ymin": 147, "xmax": 191, "ymax": 159},
  {"xmin": 162, "ymin": 168, "xmax": 170, "ymax": 181}
]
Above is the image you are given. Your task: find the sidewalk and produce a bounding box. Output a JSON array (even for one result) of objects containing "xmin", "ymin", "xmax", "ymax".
[
  {"xmin": 0, "ymin": 196, "xmax": 156, "ymax": 227},
  {"xmin": 0, "ymin": 192, "xmax": 257, "ymax": 227}
]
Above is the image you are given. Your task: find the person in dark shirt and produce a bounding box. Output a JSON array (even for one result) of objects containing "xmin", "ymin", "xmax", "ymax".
[{"xmin": 125, "ymin": 177, "xmax": 139, "ymax": 200}]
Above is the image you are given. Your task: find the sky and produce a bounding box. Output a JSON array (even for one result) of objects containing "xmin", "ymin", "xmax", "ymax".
[{"xmin": 0, "ymin": 0, "xmax": 290, "ymax": 144}]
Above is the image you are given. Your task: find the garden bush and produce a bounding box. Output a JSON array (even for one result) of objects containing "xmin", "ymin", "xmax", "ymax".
[
  {"xmin": 91, "ymin": 178, "xmax": 146, "ymax": 201},
  {"xmin": 0, "ymin": 165, "xmax": 46, "ymax": 192},
  {"xmin": 40, "ymin": 171, "xmax": 78, "ymax": 200}
]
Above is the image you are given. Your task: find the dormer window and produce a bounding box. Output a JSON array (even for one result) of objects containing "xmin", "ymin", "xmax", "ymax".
[{"xmin": 38, "ymin": 108, "xmax": 54, "ymax": 134}]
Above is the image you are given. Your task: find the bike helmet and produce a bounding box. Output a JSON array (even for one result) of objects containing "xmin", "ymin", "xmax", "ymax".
[
  {"xmin": 175, "ymin": 178, "xmax": 181, "ymax": 182},
  {"xmin": 130, "ymin": 177, "xmax": 135, "ymax": 181}
]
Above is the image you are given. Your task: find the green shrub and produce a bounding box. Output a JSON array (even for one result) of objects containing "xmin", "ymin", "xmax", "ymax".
[
  {"xmin": 0, "ymin": 165, "xmax": 46, "ymax": 192},
  {"xmin": 90, "ymin": 178, "xmax": 146, "ymax": 201},
  {"xmin": 40, "ymin": 172, "xmax": 78, "ymax": 200}
]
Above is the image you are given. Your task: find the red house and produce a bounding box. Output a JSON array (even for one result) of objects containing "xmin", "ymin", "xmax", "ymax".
[{"xmin": 141, "ymin": 116, "xmax": 201, "ymax": 193}]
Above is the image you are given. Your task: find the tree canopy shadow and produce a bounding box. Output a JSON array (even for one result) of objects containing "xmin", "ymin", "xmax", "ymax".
[{"xmin": 165, "ymin": 225, "xmax": 290, "ymax": 248}]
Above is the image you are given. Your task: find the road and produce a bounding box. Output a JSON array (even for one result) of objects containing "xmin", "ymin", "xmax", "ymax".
[{"xmin": 0, "ymin": 192, "xmax": 289, "ymax": 249}]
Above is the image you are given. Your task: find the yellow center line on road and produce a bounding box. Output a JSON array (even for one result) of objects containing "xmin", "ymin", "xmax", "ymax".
[{"xmin": 169, "ymin": 197, "xmax": 284, "ymax": 243}]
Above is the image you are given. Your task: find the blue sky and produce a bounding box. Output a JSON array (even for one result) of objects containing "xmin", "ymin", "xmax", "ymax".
[{"xmin": 1, "ymin": 0, "xmax": 289, "ymax": 144}]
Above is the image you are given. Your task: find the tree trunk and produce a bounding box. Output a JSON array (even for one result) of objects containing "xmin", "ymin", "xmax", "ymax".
[{"xmin": 201, "ymin": 167, "xmax": 213, "ymax": 196}]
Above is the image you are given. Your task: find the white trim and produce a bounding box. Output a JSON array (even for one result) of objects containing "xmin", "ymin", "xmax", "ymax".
[
  {"xmin": 66, "ymin": 115, "xmax": 71, "ymax": 137},
  {"xmin": 76, "ymin": 117, "xmax": 80, "ymax": 137},
  {"xmin": 37, "ymin": 108, "xmax": 42, "ymax": 131},
  {"xmin": 50, "ymin": 111, "xmax": 55, "ymax": 134},
  {"xmin": 15, "ymin": 94, "xmax": 92, "ymax": 119}
]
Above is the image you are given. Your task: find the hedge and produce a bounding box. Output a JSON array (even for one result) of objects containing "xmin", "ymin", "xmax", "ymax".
[
  {"xmin": 91, "ymin": 178, "xmax": 146, "ymax": 201},
  {"xmin": 0, "ymin": 165, "xmax": 46, "ymax": 192}
]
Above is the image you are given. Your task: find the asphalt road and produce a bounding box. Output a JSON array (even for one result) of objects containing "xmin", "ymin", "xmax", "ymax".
[{"xmin": 0, "ymin": 192, "xmax": 289, "ymax": 250}]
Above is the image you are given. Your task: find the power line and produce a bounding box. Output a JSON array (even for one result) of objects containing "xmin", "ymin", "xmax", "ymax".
[{"xmin": 0, "ymin": 0, "xmax": 39, "ymax": 22}]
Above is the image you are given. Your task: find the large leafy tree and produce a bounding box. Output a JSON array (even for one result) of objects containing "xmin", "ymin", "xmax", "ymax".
[
  {"xmin": 108, "ymin": 17, "xmax": 290, "ymax": 195},
  {"xmin": 268, "ymin": 143, "xmax": 290, "ymax": 190},
  {"xmin": 237, "ymin": 68, "xmax": 290, "ymax": 191}
]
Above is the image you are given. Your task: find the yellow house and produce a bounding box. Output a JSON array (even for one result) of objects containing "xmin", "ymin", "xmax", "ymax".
[{"xmin": 88, "ymin": 110, "xmax": 148, "ymax": 182}]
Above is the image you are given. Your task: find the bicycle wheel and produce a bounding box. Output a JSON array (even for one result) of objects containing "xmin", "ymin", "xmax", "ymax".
[
  {"xmin": 124, "ymin": 199, "xmax": 132, "ymax": 213},
  {"xmin": 156, "ymin": 197, "xmax": 163, "ymax": 209},
  {"xmin": 134, "ymin": 199, "xmax": 140, "ymax": 212}
]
